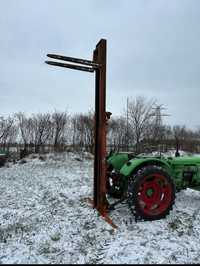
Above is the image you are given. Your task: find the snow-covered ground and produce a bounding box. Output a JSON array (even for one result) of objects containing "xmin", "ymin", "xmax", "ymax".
[{"xmin": 1, "ymin": 151, "xmax": 200, "ymax": 264}]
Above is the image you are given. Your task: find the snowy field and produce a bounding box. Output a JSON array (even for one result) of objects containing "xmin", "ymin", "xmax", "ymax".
[{"xmin": 1, "ymin": 151, "xmax": 200, "ymax": 264}]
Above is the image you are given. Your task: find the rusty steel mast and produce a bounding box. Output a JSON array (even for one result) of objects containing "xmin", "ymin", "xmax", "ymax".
[{"xmin": 45, "ymin": 39, "xmax": 115, "ymax": 225}]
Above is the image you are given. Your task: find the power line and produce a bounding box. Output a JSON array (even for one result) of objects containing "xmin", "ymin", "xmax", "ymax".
[{"xmin": 150, "ymin": 104, "xmax": 170, "ymax": 141}]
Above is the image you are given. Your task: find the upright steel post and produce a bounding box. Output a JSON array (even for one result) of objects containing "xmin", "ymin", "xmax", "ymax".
[
  {"xmin": 93, "ymin": 39, "xmax": 108, "ymax": 214},
  {"xmin": 45, "ymin": 38, "xmax": 112, "ymax": 220}
]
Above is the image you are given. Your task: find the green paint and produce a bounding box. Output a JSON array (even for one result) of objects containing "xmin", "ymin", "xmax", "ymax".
[
  {"xmin": 107, "ymin": 152, "xmax": 200, "ymax": 192},
  {"xmin": 146, "ymin": 188, "xmax": 154, "ymax": 197}
]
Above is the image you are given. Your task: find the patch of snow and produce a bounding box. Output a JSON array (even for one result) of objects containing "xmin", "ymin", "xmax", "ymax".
[{"xmin": 0, "ymin": 151, "xmax": 200, "ymax": 263}]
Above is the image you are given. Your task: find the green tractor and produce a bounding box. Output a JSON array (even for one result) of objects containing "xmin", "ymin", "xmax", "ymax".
[{"xmin": 106, "ymin": 151, "xmax": 200, "ymax": 221}]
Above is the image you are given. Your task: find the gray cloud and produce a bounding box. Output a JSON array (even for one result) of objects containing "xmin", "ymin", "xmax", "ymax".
[{"xmin": 0, "ymin": 0, "xmax": 200, "ymax": 128}]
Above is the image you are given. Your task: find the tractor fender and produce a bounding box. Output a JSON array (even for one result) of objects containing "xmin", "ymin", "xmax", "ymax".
[{"xmin": 119, "ymin": 157, "xmax": 173, "ymax": 177}]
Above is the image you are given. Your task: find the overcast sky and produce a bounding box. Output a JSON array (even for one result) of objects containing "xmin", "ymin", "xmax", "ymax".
[{"xmin": 0, "ymin": 0, "xmax": 200, "ymax": 128}]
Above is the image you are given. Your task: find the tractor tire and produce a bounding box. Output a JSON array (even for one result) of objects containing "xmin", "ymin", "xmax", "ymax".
[{"xmin": 128, "ymin": 165, "xmax": 175, "ymax": 221}]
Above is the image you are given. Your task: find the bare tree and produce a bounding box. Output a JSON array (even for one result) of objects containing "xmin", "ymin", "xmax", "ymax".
[
  {"xmin": 70, "ymin": 111, "xmax": 94, "ymax": 153},
  {"xmin": 31, "ymin": 113, "xmax": 52, "ymax": 153},
  {"xmin": 15, "ymin": 112, "xmax": 33, "ymax": 152},
  {"xmin": 0, "ymin": 115, "xmax": 15, "ymax": 151},
  {"xmin": 173, "ymin": 125, "xmax": 187, "ymax": 155},
  {"xmin": 127, "ymin": 96, "xmax": 156, "ymax": 153},
  {"xmin": 71, "ymin": 115, "xmax": 79, "ymax": 150},
  {"xmin": 81, "ymin": 111, "xmax": 94, "ymax": 153},
  {"xmin": 52, "ymin": 110, "xmax": 69, "ymax": 152},
  {"xmin": 71, "ymin": 113, "xmax": 85, "ymax": 150},
  {"xmin": 2, "ymin": 123, "xmax": 18, "ymax": 152},
  {"xmin": 107, "ymin": 116, "xmax": 127, "ymax": 151}
]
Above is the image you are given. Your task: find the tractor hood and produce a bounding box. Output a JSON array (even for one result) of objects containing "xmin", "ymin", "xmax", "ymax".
[
  {"xmin": 167, "ymin": 156, "xmax": 200, "ymax": 165},
  {"xmin": 107, "ymin": 152, "xmax": 130, "ymax": 171},
  {"xmin": 107, "ymin": 151, "xmax": 200, "ymax": 177},
  {"xmin": 107, "ymin": 152, "xmax": 171, "ymax": 175}
]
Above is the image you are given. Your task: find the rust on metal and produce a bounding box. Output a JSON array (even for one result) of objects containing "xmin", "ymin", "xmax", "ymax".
[
  {"xmin": 83, "ymin": 197, "xmax": 117, "ymax": 229},
  {"xmin": 45, "ymin": 39, "xmax": 113, "ymax": 226},
  {"xmin": 47, "ymin": 54, "xmax": 101, "ymax": 68},
  {"xmin": 45, "ymin": 60, "xmax": 95, "ymax": 72},
  {"xmin": 101, "ymin": 214, "xmax": 118, "ymax": 229},
  {"xmin": 93, "ymin": 39, "xmax": 109, "ymax": 214}
]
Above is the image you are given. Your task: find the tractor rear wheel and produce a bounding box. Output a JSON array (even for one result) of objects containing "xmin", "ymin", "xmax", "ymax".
[{"xmin": 128, "ymin": 165, "xmax": 175, "ymax": 221}]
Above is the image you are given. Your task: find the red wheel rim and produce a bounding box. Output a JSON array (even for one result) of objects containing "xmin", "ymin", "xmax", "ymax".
[{"xmin": 137, "ymin": 173, "xmax": 172, "ymax": 216}]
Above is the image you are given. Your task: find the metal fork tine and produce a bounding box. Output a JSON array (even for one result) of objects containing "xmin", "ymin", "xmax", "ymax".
[
  {"xmin": 46, "ymin": 54, "xmax": 100, "ymax": 68},
  {"xmin": 45, "ymin": 60, "xmax": 95, "ymax": 73}
]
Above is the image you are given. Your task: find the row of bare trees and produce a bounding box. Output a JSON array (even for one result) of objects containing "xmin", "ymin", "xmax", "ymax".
[
  {"xmin": 15, "ymin": 111, "xmax": 70, "ymax": 154},
  {"xmin": 108, "ymin": 96, "xmax": 200, "ymax": 153},
  {"xmin": 0, "ymin": 96, "xmax": 200, "ymax": 156},
  {"xmin": 0, "ymin": 110, "xmax": 95, "ymax": 155}
]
